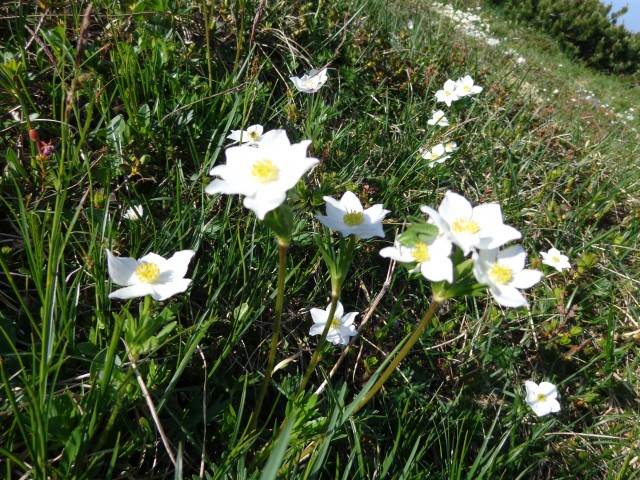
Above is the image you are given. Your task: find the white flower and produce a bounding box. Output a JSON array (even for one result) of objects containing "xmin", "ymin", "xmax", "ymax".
[
  {"xmin": 516, "ymin": 56, "xmax": 526, "ymax": 65},
  {"xmin": 421, "ymin": 143, "xmax": 450, "ymax": 167},
  {"xmin": 106, "ymin": 249, "xmax": 195, "ymax": 301},
  {"xmin": 123, "ymin": 204, "xmax": 144, "ymax": 221},
  {"xmin": 380, "ymin": 235, "xmax": 453, "ymax": 282},
  {"xmin": 421, "ymin": 191, "xmax": 522, "ymax": 255},
  {"xmin": 316, "ymin": 191, "xmax": 389, "ymax": 239},
  {"xmin": 486, "ymin": 38, "xmax": 501, "ymax": 46},
  {"xmin": 290, "ymin": 67, "xmax": 328, "ymax": 93},
  {"xmin": 427, "ymin": 110, "xmax": 450, "ymax": 128},
  {"xmin": 444, "ymin": 140, "xmax": 458, "ymax": 153},
  {"xmin": 408, "ymin": 20, "xmax": 414, "ymax": 30},
  {"xmin": 205, "ymin": 129, "xmax": 319, "ymax": 220},
  {"xmin": 435, "ymin": 79, "xmax": 460, "ymax": 107},
  {"xmin": 454, "ymin": 75, "xmax": 482, "ymax": 97},
  {"xmin": 540, "ymin": 248, "xmax": 571, "ymax": 272},
  {"xmin": 227, "ymin": 124, "xmax": 264, "ymax": 145},
  {"xmin": 473, "ymin": 245, "xmax": 543, "ymax": 308},
  {"xmin": 309, "ymin": 301, "xmax": 358, "ymax": 345},
  {"xmin": 525, "ymin": 381, "xmax": 561, "ymax": 417}
]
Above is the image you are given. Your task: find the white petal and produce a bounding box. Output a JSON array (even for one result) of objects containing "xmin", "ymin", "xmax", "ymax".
[
  {"xmin": 309, "ymin": 324, "xmax": 325, "ymax": 336},
  {"xmin": 496, "ymin": 245, "xmax": 526, "ymax": 272},
  {"xmin": 106, "ymin": 249, "xmax": 139, "ymax": 286},
  {"xmin": 364, "ymin": 204, "xmax": 389, "ymax": 222},
  {"xmin": 379, "ymin": 245, "xmax": 413, "ymax": 263},
  {"xmin": 439, "ymin": 191, "xmax": 473, "ymax": 224},
  {"xmin": 339, "ymin": 191, "xmax": 364, "ymax": 212},
  {"xmin": 334, "ymin": 301, "xmax": 344, "ymax": 319},
  {"xmin": 150, "ymin": 279, "xmax": 191, "ymax": 301},
  {"xmin": 109, "ymin": 284, "xmax": 153, "ymax": 300},
  {"xmin": 538, "ymin": 382, "xmax": 558, "ymax": 399},
  {"xmin": 511, "ymin": 269, "xmax": 543, "ymax": 289},
  {"xmin": 164, "ymin": 250, "xmax": 195, "ymax": 280},
  {"xmin": 243, "ymin": 190, "xmax": 287, "ymax": 220},
  {"xmin": 420, "ymin": 257, "xmax": 453, "ymax": 283},
  {"xmin": 340, "ymin": 311, "xmax": 358, "ymax": 327},
  {"xmin": 310, "ymin": 308, "xmax": 328, "ymax": 324},
  {"xmin": 489, "ymin": 284, "xmax": 529, "ymax": 308}
]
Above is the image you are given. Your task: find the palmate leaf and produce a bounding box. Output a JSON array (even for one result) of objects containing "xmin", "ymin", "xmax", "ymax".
[{"xmin": 397, "ymin": 221, "xmax": 439, "ymax": 248}]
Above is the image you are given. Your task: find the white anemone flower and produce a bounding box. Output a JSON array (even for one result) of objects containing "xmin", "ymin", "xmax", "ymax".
[
  {"xmin": 290, "ymin": 67, "xmax": 328, "ymax": 93},
  {"xmin": 473, "ymin": 245, "xmax": 543, "ymax": 308},
  {"xmin": 454, "ymin": 75, "xmax": 483, "ymax": 97},
  {"xmin": 316, "ymin": 191, "xmax": 389, "ymax": 239},
  {"xmin": 421, "ymin": 191, "xmax": 522, "ymax": 255},
  {"xmin": 123, "ymin": 204, "xmax": 144, "ymax": 221},
  {"xmin": 227, "ymin": 124, "xmax": 264, "ymax": 145},
  {"xmin": 540, "ymin": 248, "xmax": 571, "ymax": 272},
  {"xmin": 444, "ymin": 140, "xmax": 458, "ymax": 153},
  {"xmin": 421, "ymin": 143, "xmax": 450, "ymax": 167},
  {"xmin": 309, "ymin": 301, "xmax": 358, "ymax": 346},
  {"xmin": 435, "ymin": 79, "xmax": 460, "ymax": 107},
  {"xmin": 427, "ymin": 110, "xmax": 450, "ymax": 128},
  {"xmin": 380, "ymin": 235, "xmax": 453, "ymax": 283},
  {"xmin": 106, "ymin": 249, "xmax": 195, "ymax": 301},
  {"xmin": 525, "ymin": 381, "xmax": 561, "ymax": 417},
  {"xmin": 205, "ymin": 129, "xmax": 319, "ymax": 220}
]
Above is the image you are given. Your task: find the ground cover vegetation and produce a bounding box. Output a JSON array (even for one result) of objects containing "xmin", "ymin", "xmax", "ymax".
[{"xmin": 1, "ymin": 0, "xmax": 639, "ymax": 478}]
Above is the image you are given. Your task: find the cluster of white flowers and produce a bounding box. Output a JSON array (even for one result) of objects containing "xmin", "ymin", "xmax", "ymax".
[
  {"xmin": 431, "ymin": 3, "xmax": 496, "ymax": 44},
  {"xmin": 435, "ymin": 75, "xmax": 483, "ymax": 107}
]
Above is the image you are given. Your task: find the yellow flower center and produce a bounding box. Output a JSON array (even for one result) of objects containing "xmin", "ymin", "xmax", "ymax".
[
  {"xmin": 463, "ymin": 84, "xmax": 471, "ymax": 92},
  {"xmin": 247, "ymin": 130, "xmax": 260, "ymax": 141},
  {"xmin": 489, "ymin": 264, "xmax": 513, "ymax": 285},
  {"xmin": 330, "ymin": 316, "xmax": 341, "ymax": 328},
  {"xmin": 411, "ymin": 242, "xmax": 430, "ymax": 263},
  {"xmin": 251, "ymin": 159, "xmax": 279, "ymax": 184},
  {"xmin": 303, "ymin": 77, "xmax": 317, "ymax": 89},
  {"xmin": 135, "ymin": 262, "xmax": 160, "ymax": 284},
  {"xmin": 446, "ymin": 142, "xmax": 455, "ymax": 150},
  {"xmin": 451, "ymin": 217, "xmax": 480, "ymax": 235},
  {"xmin": 552, "ymin": 255, "xmax": 560, "ymax": 263},
  {"xmin": 343, "ymin": 211, "xmax": 364, "ymax": 226},
  {"xmin": 536, "ymin": 393, "xmax": 547, "ymax": 403}
]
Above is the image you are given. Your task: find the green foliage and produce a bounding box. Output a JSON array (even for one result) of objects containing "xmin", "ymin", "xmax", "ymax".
[
  {"xmin": 486, "ymin": 0, "xmax": 640, "ymax": 74},
  {"xmin": 0, "ymin": 0, "xmax": 639, "ymax": 478}
]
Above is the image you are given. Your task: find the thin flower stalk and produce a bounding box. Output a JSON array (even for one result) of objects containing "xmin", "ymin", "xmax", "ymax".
[
  {"xmin": 354, "ymin": 298, "xmax": 441, "ymax": 413},
  {"xmin": 249, "ymin": 242, "xmax": 288, "ymax": 432}
]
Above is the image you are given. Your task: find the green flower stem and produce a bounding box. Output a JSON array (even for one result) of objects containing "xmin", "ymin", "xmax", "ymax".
[
  {"xmin": 354, "ymin": 298, "xmax": 441, "ymax": 413},
  {"xmin": 249, "ymin": 242, "xmax": 288, "ymax": 432},
  {"xmin": 295, "ymin": 290, "xmax": 340, "ymax": 397}
]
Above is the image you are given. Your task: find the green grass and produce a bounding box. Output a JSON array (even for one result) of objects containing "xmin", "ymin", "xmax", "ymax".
[{"xmin": 1, "ymin": 0, "xmax": 639, "ymax": 478}]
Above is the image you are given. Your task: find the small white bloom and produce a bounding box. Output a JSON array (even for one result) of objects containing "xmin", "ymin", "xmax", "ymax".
[
  {"xmin": 309, "ymin": 302, "xmax": 358, "ymax": 346},
  {"xmin": 421, "ymin": 143, "xmax": 450, "ymax": 167},
  {"xmin": 123, "ymin": 205, "xmax": 144, "ymax": 221},
  {"xmin": 408, "ymin": 20, "xmax": 414, "ymax": 30},
  {"xmin": 205, "ymin": 129, "xmax": 319, "ymax": 220},
  {"xmin": 290, "ymin": 67, "xmax": 328, "ymax": 93},
  {"xmin": 540, "ymin": 248, "xmax": 571, "ymax": 272},
  {"xmin": 454, "ymin": 75, "xmax": 482, "ymax": 97},
  {"xmin": 421, "ymin": 191, "xmax": 522, "ymax": 256},
  {"xmin": 516, "ymin": 56, "xmax": 526, "ymax": 64},
  {"xmin": 227, "ymin": 124, "xmax": 264, "ymax": 145},
  {"xmin": 106, "ymin": 249, "xmax": 195, "ymax": 301},
  {"xmin": 427, "ymin": 110, "xmax": 450, "ymax": 128},
  {"xmin": 435, "ymin": 79, "xmax": 460, "ymax": 107},
  {"xmin": 444, "ymin": 140, "xmax": 458, "ymax": 153},
  {"xmin": 380, "ymin": 235, "xmax": 453, "ymax": 282},
  {"xmin": 486, "ymin": 38, "xmax": 500, "ymax": 46},
  {"xmin": 473, "ymin": 245, "xmax": 543, "ymax": 308},
  {"xmin": 316, "ymin": 191, "xmax": 389, "ymax": 239},
  {"xmin": 525, "ymin": 381, "xmax": 561, "ymax": 417}
]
